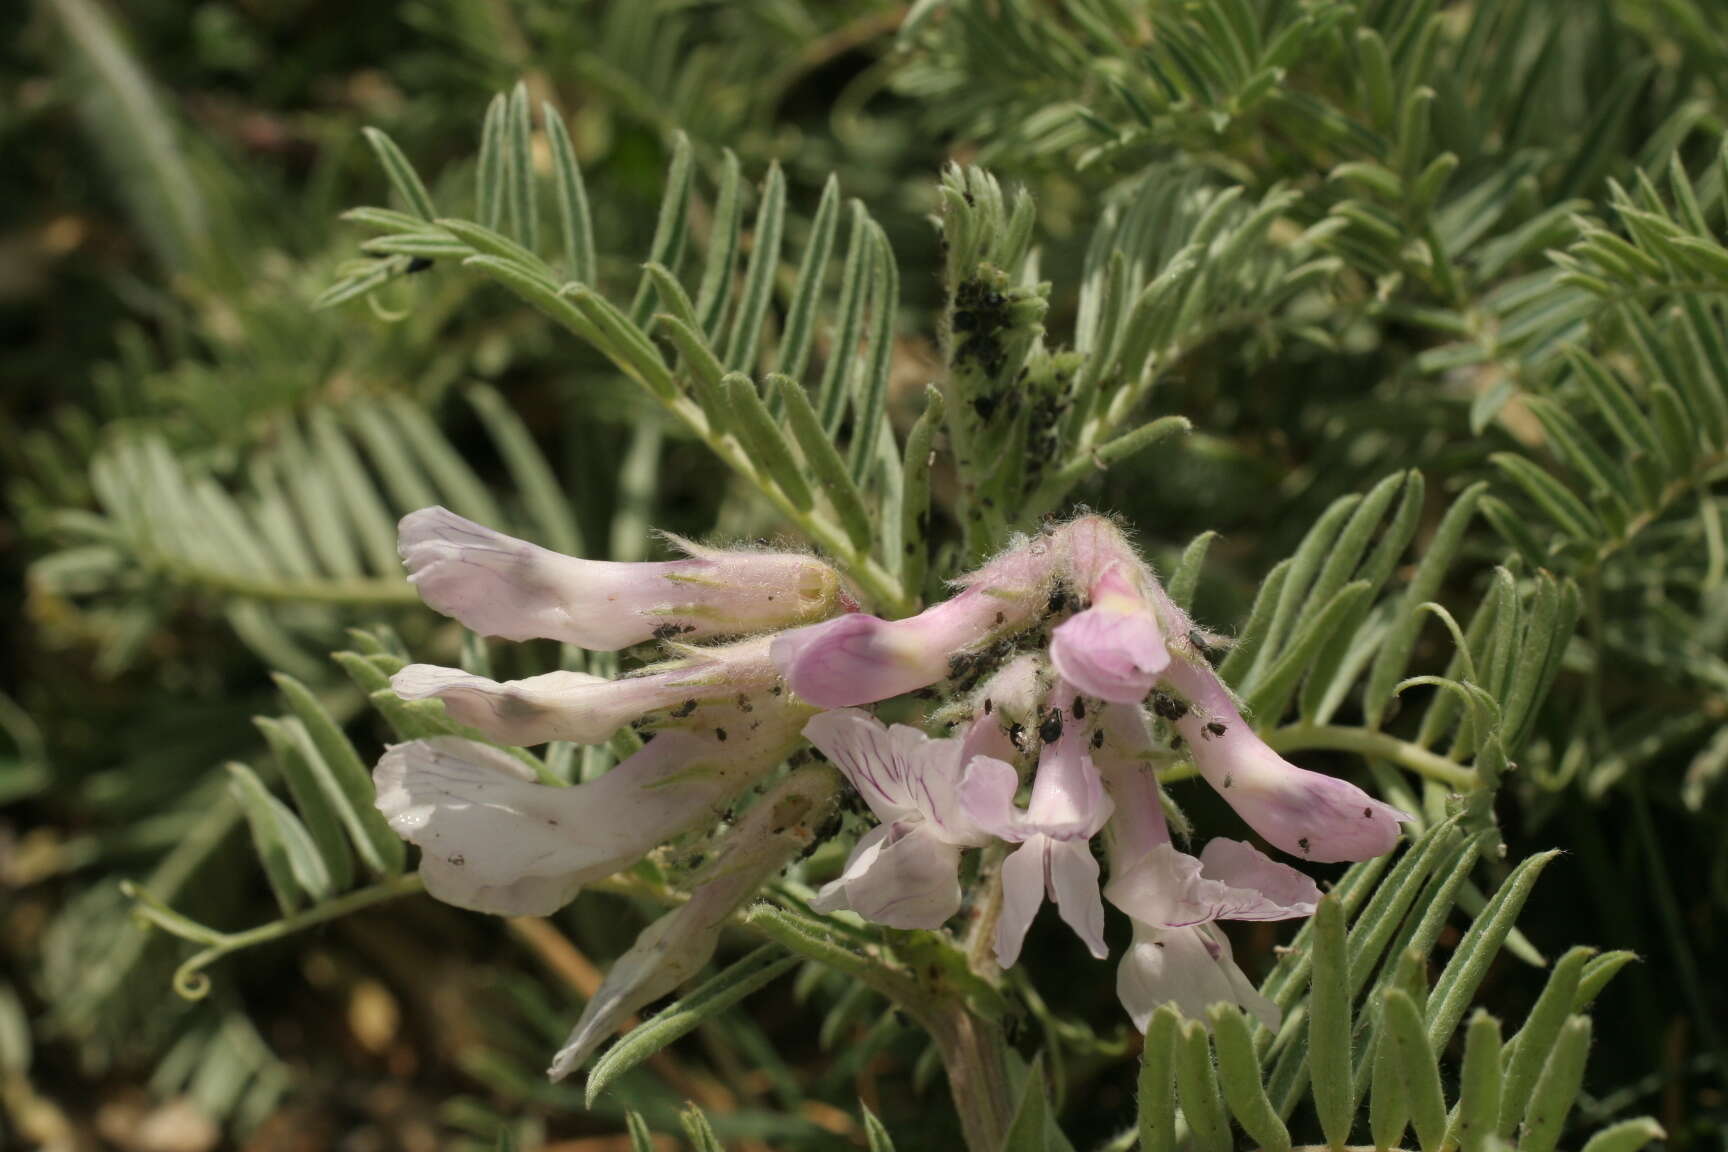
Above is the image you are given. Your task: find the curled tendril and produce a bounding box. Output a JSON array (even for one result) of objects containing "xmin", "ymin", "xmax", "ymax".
[
  {"xmin": 120, "ymin": 874, "xmax": 426, "ymax": 1001},
  {"xmin": 173, "ymin": 960, "xmax": 216, "ymax": 1001}
]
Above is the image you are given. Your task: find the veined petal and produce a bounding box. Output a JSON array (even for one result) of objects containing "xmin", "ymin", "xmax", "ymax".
[
  {"xmin": 809, "ymin": 821, "xmax": 964, "ymax": 929},
  {"xmin": 1049, "ymin": 564, "xmax": 1170, "ymax": 703},
  {"xmin": 1163, "ymin": 655, "xmax": 1412, "ymax": 862},
  {"xmin": 374, "ymin": 727, "xmax": 782, "ymax": 916},
  {"xmin": 801, "ymin": 709, "xmax": 987, "ymax": 845},
  {"xmin": 1198, "ymin": 838, "xmax": 1324, "ymax": 913},
  {"xmin": 1106, "ymin": 842, "xmax": 1319, "ymax": 929},
  {"xmin": 399, "ymin": 506, "xmax": 840, "ymax": 650},
  {"xmin": 1047, "ymin": 837, "xmax": 1108, "ymax": 959},
  {"xmin": 1116, "ymin": 920, "xmax": 1279, "ymax": 1033}
]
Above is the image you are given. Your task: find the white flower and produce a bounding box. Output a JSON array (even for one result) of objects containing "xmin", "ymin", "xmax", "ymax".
[{"xmin": 373, "ymin": 719, "xmax": 797, "ymax": 916}]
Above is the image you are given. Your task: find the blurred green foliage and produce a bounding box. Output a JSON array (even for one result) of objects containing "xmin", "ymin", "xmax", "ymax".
[{"xmin": 4, "ymin": 0, "xmax": 1728, "ymax": 1148}]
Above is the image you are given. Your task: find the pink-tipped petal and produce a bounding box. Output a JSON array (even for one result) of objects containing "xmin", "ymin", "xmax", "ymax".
[
  {"xmin": 1050, "ymin": 609, "xmax": 1168, "ymax": 702},
  {"xmin": 1163, "ymin": 656, "xmax": 1412, "ymax": 862},
  {"xmin": 1049, "ymin": 564, "xmax": 1170, "ymax": 703},
  {"xmin": 1198, "ymin": 736, "xmax": 1410, "ymax": 863},
  {"xmin": 772, "ymin": 615, "xmax": 946, "ymax": 707},
  {"xmin": 773, "ymin": 537, "xmax": 1061, "ymax": 707}
]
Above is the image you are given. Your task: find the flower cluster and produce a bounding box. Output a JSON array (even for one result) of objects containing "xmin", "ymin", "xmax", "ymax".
[{"xmin": 373, "ymin": 508, "xmax": 1410, "ymax": 1074}]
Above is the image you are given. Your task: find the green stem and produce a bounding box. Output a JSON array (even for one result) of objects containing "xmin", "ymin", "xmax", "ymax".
[
  {"xmin": 1266, "ymin": 724, "xmax": 1478, "ymax": 790},
  {"xmin": 927, "ymin": 1003, "xmax": 1016, "ymax": 1152},
  {"xmin": 674, "ymin": 391, "xmax": 914, "ymax": 614},
  {"xmin": 744, "ymin": 902, "xmax": 1013, "ymax": 1152},
  {"xmin": 127, "ymin": 873, "xmax": 426, "ymax": 1000}
]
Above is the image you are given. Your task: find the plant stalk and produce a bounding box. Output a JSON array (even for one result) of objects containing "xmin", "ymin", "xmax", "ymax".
[{"xmin": 929, "ymin": 1001, "xmax": 1015, "ymax": 1152}]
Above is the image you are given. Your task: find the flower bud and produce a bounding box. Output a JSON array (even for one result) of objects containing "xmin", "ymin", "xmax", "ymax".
[
  {"xmin": 1161, "ymin": 656, "xmax": 1411, "ymax": 862},
  {"xmin": 399, "ymin": 507, "xmax": 841, "ymax": 650},
  {"xmin": 1049, "ymin": 562, "xmax": 1170, "ymax": 703},
  {"xmin": 772, "ymin": 536, "xmax": 1058, "ymax": 707},
  {"xmin": 390, "ymin": 639, "xmax": 778, "ymax": 747}
]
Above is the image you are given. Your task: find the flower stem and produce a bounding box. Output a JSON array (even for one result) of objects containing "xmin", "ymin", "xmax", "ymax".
[
  {"xmin": 928, "ymin": 1002, "xmax": 1016, "ymax": 1152},
  {"xmin": 666, "ymin": 391, "xmax": 915, "ymax": 615},
  {"xmin": 965, "ymin": 841, "xmax": 1007, "ymax": 977},
  {"xmin": 1266, "ymin": 724, "xmax": 1478, "ymax": 790}
]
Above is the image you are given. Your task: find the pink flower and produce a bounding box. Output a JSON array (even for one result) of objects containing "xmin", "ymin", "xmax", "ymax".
[
  {"xmin": 801, "ymin": 710, "xmax": 990, "ymax": 929},
  {"xmin": 399, "ymin": 507, "xmax": 841, "ymax": 650},
  {"xmin": 1100, "ymin": 742, "xmax": 1314, "ymax": 1031},
  {"xmin": 771, "ymin": 535, "xmax": 1059, "ymax": 707},
  {"xmin": 1050, "ymin": 562, "xmax": 1170, "ymax": 703},
  {"xmin": 389, "ymin": 639, "xmax": 777, "ymax": 747},
  {"xmin": 1161, "ymin": 656, "xmax": 1412, "ymax": 863},
  {"xmin": 961, "ymin": 701, "xmax": 1113, "ymax": 966}
]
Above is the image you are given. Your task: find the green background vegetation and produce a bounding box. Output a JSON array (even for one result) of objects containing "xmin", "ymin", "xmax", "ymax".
[{"xmin": 4, "ymin": 0, "xmax": 1726, "ymax": 1148}]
